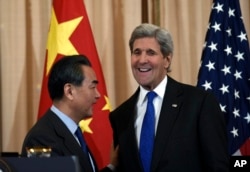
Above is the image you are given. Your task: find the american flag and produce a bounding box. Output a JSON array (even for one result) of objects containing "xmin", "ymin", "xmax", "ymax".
[{"xmin": 197, "ymin": 0, "xmax": 250, "ymax": 155}]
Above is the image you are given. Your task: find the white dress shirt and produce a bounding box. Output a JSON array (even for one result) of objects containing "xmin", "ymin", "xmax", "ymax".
[{"xmin": 135, "ymin": 76, "xmax": 168, "ymax": 147}]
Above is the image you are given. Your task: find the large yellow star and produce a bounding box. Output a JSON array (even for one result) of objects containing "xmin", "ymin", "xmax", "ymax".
[{"xmin": 46, "ymin": 8, "xmax": 83, "ymax": 75}]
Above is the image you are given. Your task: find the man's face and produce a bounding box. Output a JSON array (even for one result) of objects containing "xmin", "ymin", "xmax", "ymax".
[
  {"xmin": 71, "ymin": 66, "xmax": 100, "ymax": 120},
  {"xmin": 131, "ymin": 37, "xmax": 170, "ymax": 90}
]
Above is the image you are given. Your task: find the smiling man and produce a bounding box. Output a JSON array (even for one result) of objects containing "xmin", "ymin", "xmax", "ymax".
[{"xmin": 109, "ymin": 23, "xmax": 229, "ymax": 172}]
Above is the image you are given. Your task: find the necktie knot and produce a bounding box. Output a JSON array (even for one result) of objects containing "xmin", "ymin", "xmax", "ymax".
[{"xmin": 147, "ymin": 91, "xmax": 157, "ymax": 103}]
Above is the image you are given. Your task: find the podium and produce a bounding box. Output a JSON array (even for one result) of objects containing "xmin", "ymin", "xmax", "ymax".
[{"xmin": 0, "ymin": 156, "xmax": 80, "ymax": 172}]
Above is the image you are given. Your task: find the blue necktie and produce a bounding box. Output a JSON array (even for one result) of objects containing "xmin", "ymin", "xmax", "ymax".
[
  {"xmin": 139, "ymin": 91, "xmax": 157, "ymax": 172},
  {"xmin": 75, "ymin": 126, "xmax": 88, "ymax": 154},
  {"xmin": 75, "ymin": 127, "xmax": 96, "ymax": 172}
]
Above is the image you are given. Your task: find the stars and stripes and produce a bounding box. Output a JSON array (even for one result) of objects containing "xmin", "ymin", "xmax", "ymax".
[{"xmin": 197, "ymin": 0, "xmax": 250, "ymax": 155}]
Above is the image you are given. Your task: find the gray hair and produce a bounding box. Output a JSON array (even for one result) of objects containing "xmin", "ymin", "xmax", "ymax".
[{"xmin": 129, "ymin": 23, "xmax": 174, "ymax": 72}]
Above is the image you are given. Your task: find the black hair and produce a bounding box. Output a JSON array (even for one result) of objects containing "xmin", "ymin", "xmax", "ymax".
[{"xmin": 48, "ymin": 54, "xmax": 92, "ymax": 100}]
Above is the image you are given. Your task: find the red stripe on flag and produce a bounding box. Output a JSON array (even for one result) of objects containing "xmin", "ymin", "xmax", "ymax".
[{"xmin": 240, "ymin": 138, "xmax": 250, "ymax": 156}]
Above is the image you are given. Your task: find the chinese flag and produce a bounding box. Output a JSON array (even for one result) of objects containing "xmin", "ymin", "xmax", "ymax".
[{"xmin": 38, "ymin": 0, "xmax": 112, "ymax": 169}]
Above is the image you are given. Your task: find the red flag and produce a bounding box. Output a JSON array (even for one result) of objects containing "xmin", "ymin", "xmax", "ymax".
[{"xmin": 38, "ymin": 0, "xmax": 112, "ymax": 169}]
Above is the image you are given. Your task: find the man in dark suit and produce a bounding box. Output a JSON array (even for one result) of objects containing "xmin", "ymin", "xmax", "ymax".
[
  {"xmin": 21, "ymin": 55, "xmax": 118, "ymax": 172},
  {"xmin": 109, "ymin": 23, "xmax": 229, "ymax": 172}
]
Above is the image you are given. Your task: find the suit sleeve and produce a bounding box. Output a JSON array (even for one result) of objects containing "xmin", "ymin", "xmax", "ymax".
[{"xmin": 199, "ymin": 92, "xmax": 229, "ymax": 171}]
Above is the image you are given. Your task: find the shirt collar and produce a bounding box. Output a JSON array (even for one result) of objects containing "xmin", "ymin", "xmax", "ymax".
[
  {"xmin": 138, "ymin": 75, "xmax": 168, "ymax": 105},
  {"xmin": 51, "ymin": 105, "xmax": 78, "ymax": 134}
]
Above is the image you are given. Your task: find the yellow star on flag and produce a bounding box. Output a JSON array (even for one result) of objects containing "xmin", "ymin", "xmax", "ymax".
[
  {"xmin": 79, "ymin": 96, "xmax": 111, "ymax": 134},
  {"xmin": 102, "ymin": 95, "xmax": 112, "ymax": 111},
  {"xmin": 46, "ymin": 8, "xmax": 83, "ymax": 75},
  {"xmin": 79, "ymin": 118, "xmax": 93, "ymax": 134}
]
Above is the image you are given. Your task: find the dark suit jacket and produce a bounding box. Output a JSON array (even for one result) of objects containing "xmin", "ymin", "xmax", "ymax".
[
  {"xmin": 21, "ymin": 109, "xmax": 111, "ymax": 172},
  {"xmin": 109, "ymin": 76, "xmax": 229, "ymax": 172}
]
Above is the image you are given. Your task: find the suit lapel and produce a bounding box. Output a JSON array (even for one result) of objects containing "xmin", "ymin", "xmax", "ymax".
[
  {"xmin": 151, "ymin": 77, "xmax": 184, "ymax": 171},
  {"xmin": 119, "ymin": 88, "xmax": 145, "ymax": 170},
  {"xmin": 47, "ymin": 112, "xmax": 82, "ymax": 154},
  {"xmin": 48, "ymin": 111, "xmax": 94, "ymax": 172},
  {"xmin": 117, "ymin": 79, "xmax": 185, "ymax": 171}
]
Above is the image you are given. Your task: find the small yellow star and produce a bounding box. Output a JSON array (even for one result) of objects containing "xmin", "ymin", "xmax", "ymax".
[
  {"xmin": 78, "ymin": 96, "xmax": 111, "ymax": 134},
  {"xmin": 79, "ymin": 118, "xmax": 93, "ymax": 133},
  {"xmin": 102, "ymin": 95, "xmax": 112, "ymax": 111},
  {"xmin": 46, "ymin": 8, "xmax": 83, "ymax": 75}
]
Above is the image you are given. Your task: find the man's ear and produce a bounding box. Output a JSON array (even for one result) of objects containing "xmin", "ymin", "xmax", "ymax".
[
  {"xmin": 164, "ymin": 54, "xmax": 173, "ymax": 71},
  {"xmin": 64, "ymin": 83, "xmax": 74, "ymax": 100}
]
